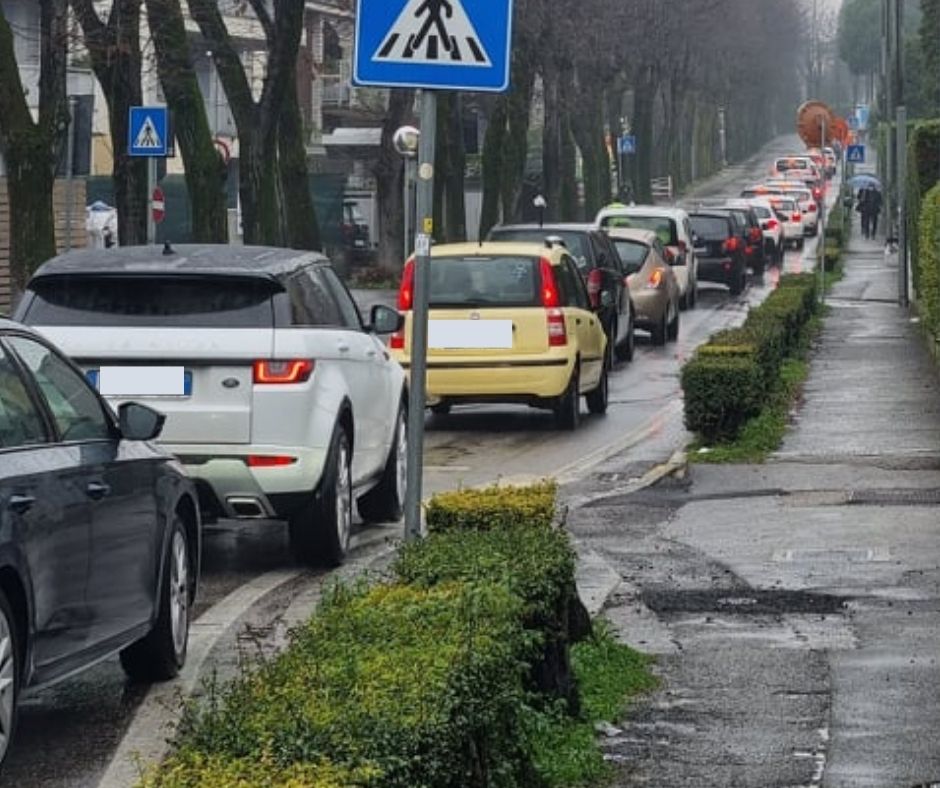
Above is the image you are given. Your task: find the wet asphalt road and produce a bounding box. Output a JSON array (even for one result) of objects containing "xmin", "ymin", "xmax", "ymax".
[{"xmin": 3, "ymin": 134, "xmax": 825, "ymax": 787}]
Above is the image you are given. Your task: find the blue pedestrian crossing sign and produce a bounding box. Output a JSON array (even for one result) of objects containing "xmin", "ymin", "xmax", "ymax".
[
  {"xmin": 353, "ymin": 0, "xmax": 514, "ymax": 92},
  {"xmin": 618, "ymin": 135, "xmax": 637, "ymax": 155},
  {"xmin": 847, "ymin": 144, "xmax": 866, "ymax": 164},
  {"xmin": 128, "ymin": 106, "xmax": 169, "ymax": 157}
]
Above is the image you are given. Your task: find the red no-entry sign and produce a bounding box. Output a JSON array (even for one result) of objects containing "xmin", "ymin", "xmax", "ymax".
[{"xmin": 152, "ymin": 186, "xmax": 166, "ymax": 224}]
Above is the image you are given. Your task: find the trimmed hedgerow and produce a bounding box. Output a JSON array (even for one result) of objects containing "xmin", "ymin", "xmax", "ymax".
[
  {"xmin": 144, "ymin": 583, "xmax": 541, "ymax": 788},
  {"xmin": 396, "ymin": 501, "xmax": 585, "ymax": 710},
  {"xmin": 919, "ymin": 183, "xmax": 940, "ymax": 340},
  {"xmin": 682, "ymin": 274, "xmax": 819, "ymax": 443},
  {"xmin": 425, "ymin": 480, "xmax": 557, "ymax": 533}
]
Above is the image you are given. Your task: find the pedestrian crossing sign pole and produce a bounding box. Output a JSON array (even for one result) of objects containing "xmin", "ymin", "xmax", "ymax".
[
  {"xmin": 354, "ymin": 0, "xmax": 514, "ymax": 542},
  {"xmin": 128, "ymin": 107, "xmax": 171, "ymax": 245}
]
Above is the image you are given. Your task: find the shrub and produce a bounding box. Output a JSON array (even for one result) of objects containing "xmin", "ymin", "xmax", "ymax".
[
  {"xmin": 140, "ymin": 753, "xmax": 379, "ymax": 788},
  {"xmin": 151, "ymin": 583, "xmax": 541, "ymax": 788},
  {"xmin": 426, "ymin": 481, "xmax": 557, "ymax": 533},
  {"xmin": 681, "ymin": 352, "xmax": 765, "ymax": 441},
  {"xmin": 919, "ymin": 183, "xmax": 940, "ymax": 339},
  {"xmin": 823, "ymin": 245, "xmax": 841, "ymax": 271},
  {"xmin": 396, "ymin": 518, "xmax": 583, "ymax": 708},
  {"xmin": 907, "ymin": 120, "xmax": 940, "ymax": 291},
  {"xmin": 681, "ymin": 274, "xmax": 818, "ymax": 443}
]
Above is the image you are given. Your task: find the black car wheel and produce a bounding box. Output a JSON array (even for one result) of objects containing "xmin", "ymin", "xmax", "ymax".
[
  {"xmin": 358, "ymin": 403, "xmax": 407, "ymax": 523},
  {"xmin": 289, "ymin": 426, "xmax": 352, "ymax": 567},
  {"xmin": 667, "ymin": 302, "xmax": 680, "ymax": 341},
  {"xmin": 650, "ymin": 310, "xmax": 668, "ymax": 346},
  {"xmin": 615, "ymin": 311, "xmax": 635, "ymax": 362},
  {"xmin": 0, "ymin": 589, "xmax": 19, "ymax": 769},
  {"xmin": 729, "ymin": 269, "xmax": 746, "ymax": 296},
  {"xmin": 586, "ymin": 363, "xmax": 609, "ymax": 415},
  {"xmin": 555, "ymin": 366, "xmax": 581, "ymax": 430},
  {"xmin": 120, "ymin": 514, "xmax": 190, "ymax": 682},
  {"xmin": 430, "ymin": 403, "xmax": 451, "ymax": 416}
]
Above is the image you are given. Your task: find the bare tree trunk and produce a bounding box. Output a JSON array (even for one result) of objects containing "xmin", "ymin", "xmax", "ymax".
[
  {"xmin": 570, "ymin": 78, "xmax": 607, "ymax": 219},
  {"xmin": 0, "ymin": 0, "xmax": 69, "ymax": 300},
  {"xmin": 146, "ymin": 0, "xmax": 227, "ymax": 242},
  {"xmin": 542, "ymin": 62, "xmax": 563, "ymax": 221},
  {"xmin": 72, "ymin": 0, "xmax": 148, "ymax": 246},
  {"xmin": 375, "ymin": 89, "xmax": 413, "ymax": 270},
  {"xmin": 500, "ymin": 51, "xmax": 535, "ymax": 223},
  {"xmin": 479, "ymin": 97, "xmax": 507, "ymax": 237},
  {"xmin": 277, "ymin": 68, "xmax": 319, "ymax": 250},
  {"xmin": 632, "ymin": 68, "xmax": 656, "ymax": 204},
  {"xmin": 445, "ymin": 94, "xmax": 467, "ymax": 241}
]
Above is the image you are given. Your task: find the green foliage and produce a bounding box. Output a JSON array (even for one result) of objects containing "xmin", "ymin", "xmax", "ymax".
[
  {"xmin": 923, "ymin": 0, "xmax": 940, "ymax": 114},
  {"xmin": 918, "ymin": 184, "xmax": 940, "ymax": 339},
  {"xmin": 139, "ymin": 753, "xmax": 379, "ymax": 787},
  {"xmin": 425, "ymin": 481, "xmax": 557, "ymax": 533},
  {"xmin": 838, "ymin": 0, "xmax": 881, "ymax": 77},
  {"xmin": 151, "ymin": 583, "xmax": 537, "ymax": 788},
  {"xmin": 907, "ymin": 120, "xmax": 940, "ymax": 292},
  {"xmin": 524, "ymin": 624, "xmax": 658, "ymax": 787},
  {"xmin": 682, "ymin": 275, "xmax": 818, "ymax": 444}
]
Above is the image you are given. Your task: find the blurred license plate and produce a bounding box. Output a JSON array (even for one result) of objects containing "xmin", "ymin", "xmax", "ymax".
[
  {"xmin": 429, "ymin": 320, "xmax": 513, "ymax": 350},
  {"xmin": 89, "ymin": 367, "xmax": 192, "ymax": 397}
]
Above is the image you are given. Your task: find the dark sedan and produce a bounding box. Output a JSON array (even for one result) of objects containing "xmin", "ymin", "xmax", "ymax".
[
  {"xmin": 688, "ymin": 211, "xmax": 749, "ymax": 295},
  {"xmin": 487, "ymin": 223, "xmax": 636, "ymax": 365},
  {"xmin": 0, "ymin": 320, "xmax": 200, "ymax": 767}
]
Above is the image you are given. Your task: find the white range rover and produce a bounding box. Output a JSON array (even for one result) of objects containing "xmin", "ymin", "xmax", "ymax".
[{"xmin": 15, "ymin": 245, "xmax": 408, "ymax": 566}]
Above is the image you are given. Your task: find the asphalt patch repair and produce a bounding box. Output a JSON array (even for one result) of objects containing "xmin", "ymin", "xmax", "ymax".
[{"xmin": 642, "ymin": 588, "xmax": 849, "ymax": 616}]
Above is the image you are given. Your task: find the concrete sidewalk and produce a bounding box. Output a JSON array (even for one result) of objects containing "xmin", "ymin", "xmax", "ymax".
[
  {"xmin": 576, "ymin": 226, "xmax": 940, "ymax": 786},
  {"xmin": 775, "ymin": 232, "xmax": 940, "ymax": 466}
]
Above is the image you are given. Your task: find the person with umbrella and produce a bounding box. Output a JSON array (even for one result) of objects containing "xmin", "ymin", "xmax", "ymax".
[{"xmin": 863, "ymin": 185, "xmax": 882, "ymax": 239}]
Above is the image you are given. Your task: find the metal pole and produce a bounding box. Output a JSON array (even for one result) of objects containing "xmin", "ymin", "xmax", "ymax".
[
  {"xmin": 403, "ymin": 90, "xmax": 437, "ymax": 542},
  {"xmin": 147, "ymin": 157, "xmax": 156, "ymax": 244},
  {"xmin": 897, "ymin": 105, "xmax": 909, "ymax": 307},
  {"xmin": 718, "ymin": 107, "xmax": 727, "ymax": 168},
  {"xmin": 64, "ymin": 96, "xmax": 77, "ymax": 252},
  {"xmin": 885, "ymin": 0, "xmax": 895, "ymax": 240},
  {"xmin": 818, "ymin": 117, "xmax": 827, "ymax": 305}
]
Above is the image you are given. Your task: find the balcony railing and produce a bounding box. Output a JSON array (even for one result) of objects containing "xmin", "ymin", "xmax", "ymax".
[{"xmin": 321, "ymin": 74, "xmax": 352, "ymax": 107}]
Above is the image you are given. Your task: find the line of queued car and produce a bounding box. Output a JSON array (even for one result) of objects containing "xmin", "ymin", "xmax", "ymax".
[{"xmin": 0, "ymin": 145, "xmax": 837, "ymax": 765}]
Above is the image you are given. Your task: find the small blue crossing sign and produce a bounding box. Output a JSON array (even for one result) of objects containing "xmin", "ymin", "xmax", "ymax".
[
  {"xmin": 353, "ymin": 0, "xmax": 514, "ymax": 92},
  {"xmin": 618, "ymin": 135, "xmax": 637, "ymax": 155},
  {"xmin": 847, "ymin": 144, "xmax": 866, "ymax": 164},
  {"xmin": 128, "ymin": 106, "xmax": 169, "ymax": 158}
]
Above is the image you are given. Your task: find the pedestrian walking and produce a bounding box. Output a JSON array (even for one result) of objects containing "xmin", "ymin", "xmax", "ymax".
[
  {"xmin": 865, "ymin": 186, "xmax": 882, "ymax": 238},
  {"xmin": 856, "ymin": 187, "xmax": 871, "ymax": 239}
]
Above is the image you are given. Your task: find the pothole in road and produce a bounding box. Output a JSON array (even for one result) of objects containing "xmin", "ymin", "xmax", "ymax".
[{"xmin": 642, "ymin": 588, "xmax": 848, "ymax": 616}]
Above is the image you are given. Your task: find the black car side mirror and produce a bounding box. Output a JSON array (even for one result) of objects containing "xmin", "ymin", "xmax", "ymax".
[
  {"xmin": 119, "ymin": 402, "xmax": 165, "ymax": 442},
  {"xmin": 369, "ymin": 304, "xmax": 404, "ymax": 335}
]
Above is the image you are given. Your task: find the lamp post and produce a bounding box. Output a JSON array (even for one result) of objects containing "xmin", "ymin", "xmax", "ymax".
[{"xmin": 393, "ymin": 125, "xmax": 420, "ymax": 263}]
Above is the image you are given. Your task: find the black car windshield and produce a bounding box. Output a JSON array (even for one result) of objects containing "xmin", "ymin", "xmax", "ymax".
[
  {"xmin": 24, "ymin": 276, "xmax": 277, "ymax": 328},
  {"xmin": 488, "ymin": 229, "xmax": 591, "ymax": 268},
  {"xmin": 610, "ymin": 241, "xmax": 648, "ymax": 275},
  {"xmin": 601, "ymin": 215, "xmax": 678, "ymax": 246},
  {"xmin": 429, "ymin": 256, "xmax": 540, "ymax": 307},
  {"xmin": 690, "ymin": 216, "xmax": 730, "ymax": 240}
]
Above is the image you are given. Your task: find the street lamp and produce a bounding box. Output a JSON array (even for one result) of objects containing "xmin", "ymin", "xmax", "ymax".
[
  {"xmin": 394, "ymin": 125, "xmax": 420, "ymax": 262},
  {"xmin": 533, "ymin": 194, "xmax": 547, "ymax": 228}
]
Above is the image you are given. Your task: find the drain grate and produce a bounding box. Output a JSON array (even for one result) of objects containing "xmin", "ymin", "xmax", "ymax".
[
  {"xmin": 849, "ymin": 488, "xmax": 940, "ymax": 506},
  {"xmin": 642, "ymin": 588, "xmax": 848, "ymax": 616}
]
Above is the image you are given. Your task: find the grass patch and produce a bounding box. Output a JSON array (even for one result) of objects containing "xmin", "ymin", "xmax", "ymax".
[
  {"xmin": 690, "ymin": 311, "xmax": 823, "ymax": 464},
  {"xmin": 526, "ymin": 623, "xmax": 657, "ymax": 787}
]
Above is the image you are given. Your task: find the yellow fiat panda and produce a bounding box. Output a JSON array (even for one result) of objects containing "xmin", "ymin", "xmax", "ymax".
[{"xmin": 389, "ymin": 242, "xmax": 608, "ymax": 430}]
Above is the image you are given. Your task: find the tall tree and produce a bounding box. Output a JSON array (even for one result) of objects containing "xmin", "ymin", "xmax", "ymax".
[
  {"xmin": 922, "ymin": 0, "xmax": 940, "ymax": 114},
  {"xmin": 145, "ymin": 0, "xmax": 228, "ymax": 242},
  {"xmin": 188, "ymin": 0, "xmax": 308, "ymax": 247},
  {"xmin": 71, "ymin": 0, "xmax": 148, "ymax": 246},
  {"xmin": 0, "ymin": 0, "xmax": 69, "ymax": 300},
  {"xmin": 374, "ymin": 88, "xmax": 414, "ymax": 270}
]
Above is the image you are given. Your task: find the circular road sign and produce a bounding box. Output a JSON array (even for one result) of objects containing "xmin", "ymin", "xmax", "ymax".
[{"xmin": 152, "ymin": 186, "xmax": 166, "ymax": 225}]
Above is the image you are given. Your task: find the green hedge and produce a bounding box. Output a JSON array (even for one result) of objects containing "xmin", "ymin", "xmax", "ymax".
[
  {"xmin": 143, "ymin": 583, "xmax": 538, "ymax": 788},
  {"xmin": 681, "ymin": 274, "xmax": 818, "ymax": 442},
  {"xmin": 140, "ymin": 483, "xmax": 611, "ymax": 788},
  {"xmin": 919, "ymin": 183, "xmax": 940, "ymax": 339},
  {"xmin": 397, "ymin": 485, "xmax": 588, "ymax": 711},
  {"xmin": 426, "ymin": 481, "xmax": 557, "ymax": 532},
  {"xmin": 908, "ymin": 120, "xmax": 940, "ymax": 293}
]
